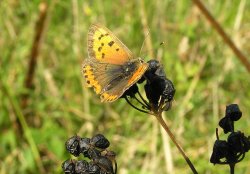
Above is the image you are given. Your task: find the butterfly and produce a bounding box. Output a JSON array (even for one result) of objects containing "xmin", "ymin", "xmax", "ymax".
[{"xmin": 82, "ymin": 24, "xmax": 149, "ymax": 102}]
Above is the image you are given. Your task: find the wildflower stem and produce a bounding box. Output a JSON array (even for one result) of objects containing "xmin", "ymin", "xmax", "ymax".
[
  {"xmin": 155, "ymin": 113, "xmax": 198, "ymax": 174},
  {"xmin": 216, "ymin": 128, "xmax": 219, "ymax": 140},
  {"xmin": 229, "ymin": 163, "xmax": 235, "ymax": 174},
  {"xmin": 137, "ymin": 90, "xmax": 150, "ymax": 109},
  {"xmin": 134, "ymin": 95, "xmax": 150, "ymax": 110},
  {"xmin": 124, "ymin": 97, "xmax": 150, "ymax": 114}
]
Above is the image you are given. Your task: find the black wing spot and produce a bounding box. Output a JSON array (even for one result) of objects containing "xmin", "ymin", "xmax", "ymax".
[
  {"xmin": 98, "ymin": 47, "xmax": 102, "ymax": 52},
  {"xmin": 87, "ymin": 80, "xmax": 90, "ymax": 84},
  {"xmin": 102, "ymin": 53, "xmax": 105, "ymax": 58},
  {"xmin": 108, "ymin": 41, "xmax": 115, "ymax": 47},
  {"xmin": 101, "ymin": 43, "xmax": 104, "ymax": 46},
  {"xmin": 84, "ymin": 75, "xmax": 88, "ymax": 78},
  {"xmin": 105, "ymin": 33, "xmax": 109, "ymax": 36},
  {"xmin": 98, "ymin": 34, "xmax": 104, "ymax": 40},
  {"xmin": 116, "ymin": 48, "xmax": 119, "ymax": 51}
]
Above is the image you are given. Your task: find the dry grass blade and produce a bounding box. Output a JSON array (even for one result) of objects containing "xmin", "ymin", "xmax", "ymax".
[
  {"xmin": 22, "ymin": 2, "xmax": 48, "ymax": 108},
  {"xmin": 192, "ymin": 0, "xmax": 250, "ymax": 73}
]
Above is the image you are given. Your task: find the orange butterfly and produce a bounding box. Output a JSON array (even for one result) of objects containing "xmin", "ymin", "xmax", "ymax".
[{"xmin": 82, "ymin": 24, "xmax": 148, "ymax": 102}]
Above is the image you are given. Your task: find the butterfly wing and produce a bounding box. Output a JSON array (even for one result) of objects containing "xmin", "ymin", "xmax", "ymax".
[
  {"xmin": 82, "ymin": 59, "xmax": 122, "ymax": 96},
  {"xmin": 100, "ymin": 61, "xmax": 148, "ymax": 102},
  {"xmin": 83, "ymin": 59, "xmax": 148, "ymax": 102},
  {"xmin": 87, "ymin": 24, "xmax": 133, "ymax": 65},
  {"xmin": 83, "ymin": 24, "xmax": 148, "ymax": 102}
]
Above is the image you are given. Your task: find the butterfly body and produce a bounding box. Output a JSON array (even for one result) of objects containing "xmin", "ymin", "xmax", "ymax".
[{"xmin": 83, "ymin": 24, "xmax": 148, "ymax": 102}]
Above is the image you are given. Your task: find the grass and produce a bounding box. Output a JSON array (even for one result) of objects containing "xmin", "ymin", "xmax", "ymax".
[{"xmin": 1, "ymin": 0, "xmax": 250, "ymax": 173}]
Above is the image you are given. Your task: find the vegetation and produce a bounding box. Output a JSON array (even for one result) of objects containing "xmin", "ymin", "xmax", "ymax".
[{"xmin": 1, "ymin": 0, "xmax": 250, "ymax": 173}]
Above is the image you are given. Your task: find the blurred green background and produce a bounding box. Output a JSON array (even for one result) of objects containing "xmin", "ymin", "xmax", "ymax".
[{"xmin": 1, "ymin": 0, "xmax": 250, "ymax": 173}]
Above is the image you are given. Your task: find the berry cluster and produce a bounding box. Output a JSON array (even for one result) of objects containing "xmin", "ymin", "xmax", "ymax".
[
  {"xmin": 210, "ymin": 104, "xmax": 250, "ymax": 166},
  {"xmin": 62, "ymin": 134, "xmax": 116, "ymax": 174}
]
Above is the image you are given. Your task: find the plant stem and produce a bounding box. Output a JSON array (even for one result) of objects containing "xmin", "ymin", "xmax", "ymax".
[
  {"xmin": 230, "ymin": 163, "xmax": 235, "ymax": 174},
  {"xmin": 192, "ymin": 0, "xmax": 250, "ymax": 73},
  {"xmin": 22, "ymin": 2, "xmax": 48, "ymax": 108},
  {"xmin": 2, "ymin": 81, "xmax": 45, "ymax": 173},
  {"xmin": 155, "ymin": 113, "xmax": 198, "ymax": 174},
  {"xmin": 124, "ymin": 97, "xmax": 150, "ymax": 114}
]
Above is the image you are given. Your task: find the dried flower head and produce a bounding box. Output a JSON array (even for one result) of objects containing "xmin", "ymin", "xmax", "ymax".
[
  {"xmin": 121, "ymin": 59, "xmax": 175, "ymax": 115},
  {"xmin": 210, "ymin": 104, "xmax": 250, "ymax": 173},
  {"xmin": 63, "ymin": 134, "xmax": 116, "ymax": 174}
]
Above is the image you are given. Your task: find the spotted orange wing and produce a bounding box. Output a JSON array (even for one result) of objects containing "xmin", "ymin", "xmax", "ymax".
[
  {"xmin": 99, "ymin": 61, "xmax": 148, "ymax": 102},
  {"xmin": 87, "ymin": 24, "xmax": 133, "ymax": 65},
  {"xmin": 83, "ymin": 24, "xmax": 148, "ymax": 102},
  {"xmin": 83, "ymin": 59, "xmax": 148, "ymax": 102}
]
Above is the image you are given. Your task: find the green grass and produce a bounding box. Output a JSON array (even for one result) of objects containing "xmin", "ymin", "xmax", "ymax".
[{"xmin": 1, "ymin": 0, "xmax": 250, "ymax": 173}]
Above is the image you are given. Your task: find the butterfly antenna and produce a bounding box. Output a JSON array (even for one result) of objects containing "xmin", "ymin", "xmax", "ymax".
[
  {"xmin": 139, "ymin": 28, "xmax": 151, "ymax": 57},
  {"xmin": 140, "ymin": 41, "xmax": 166, "ymax": 58}
]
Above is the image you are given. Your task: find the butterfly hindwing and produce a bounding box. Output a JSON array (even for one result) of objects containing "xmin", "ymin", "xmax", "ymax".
[
  {"xmin": 82, "ymin": 59, "xmax": 120, "ymax": 95},
  {"xmin": 83, "ymin": 59, "xmax": 148, "ymax": 102},
  {"xmin": 99, "ymin": 60, "xmax": 148, "ymax": 102}
]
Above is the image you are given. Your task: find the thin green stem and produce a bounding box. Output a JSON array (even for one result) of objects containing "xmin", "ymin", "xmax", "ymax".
[{"xmin": 2, "ymin": 81, "xmax": 45, "ymax": 173}]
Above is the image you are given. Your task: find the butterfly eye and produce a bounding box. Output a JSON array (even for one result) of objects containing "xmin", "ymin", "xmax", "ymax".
[{"xmin": 138, "ymin": 57, "xmax": 144, "ymax": 63}]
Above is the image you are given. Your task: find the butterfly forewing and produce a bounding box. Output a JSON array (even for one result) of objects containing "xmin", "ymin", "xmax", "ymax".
[{"xmin": 88, "ymin": 24, "xmax": 134, "ymax": 65}]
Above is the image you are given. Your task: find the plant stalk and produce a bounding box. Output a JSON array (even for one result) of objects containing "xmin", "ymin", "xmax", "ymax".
[
  {"xmin": 192, "ymin": 0, "xmax": 250, "ymax": 73},
  {"xmin": 230, "ymin": 163, "xmax": 235, "ymax": 174},
  {"xmin": 22, "ymin": 2, "xmax": 48, "ymax": 108},
  {"xmin": 155, "ymin": 113, "xmax": 198, "ymax": 174}
]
